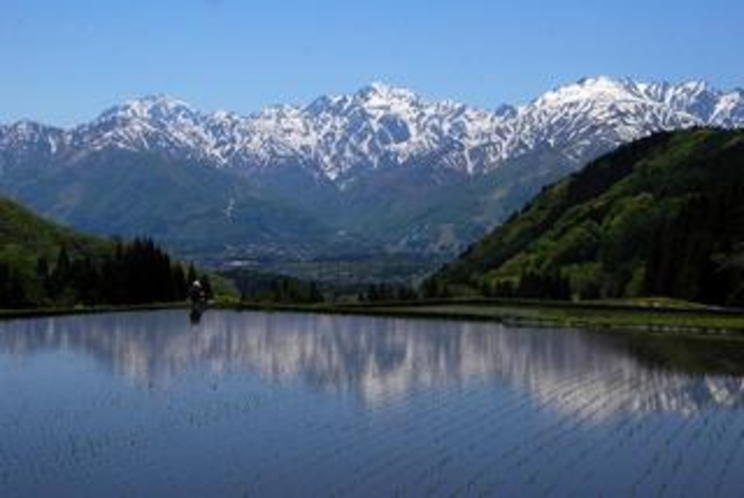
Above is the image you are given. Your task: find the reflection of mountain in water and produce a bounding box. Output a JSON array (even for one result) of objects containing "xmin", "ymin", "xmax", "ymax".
[{"xmin": 0, "ymin": 310, "xmax": 742, "ymax": 416}]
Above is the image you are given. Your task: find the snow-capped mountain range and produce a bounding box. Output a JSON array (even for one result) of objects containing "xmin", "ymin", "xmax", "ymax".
[
  {"xmin": 3, "ymin": 76, "xmax": 743, "ymax": 184},
  {"xmin": 0, "ymin": 76, "xmax": 742, "ymax": 264}
]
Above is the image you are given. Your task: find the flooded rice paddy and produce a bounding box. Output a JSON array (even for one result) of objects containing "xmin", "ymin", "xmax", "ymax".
[{"xmin": 1, "ymin": 310, "xmax": 744, "ymax": 496}]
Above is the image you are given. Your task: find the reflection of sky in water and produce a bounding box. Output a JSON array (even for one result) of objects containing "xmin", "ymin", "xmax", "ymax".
[
  {"xmin": 2, "ymin": 310, "xmax": 744, "ymax": 497},
  {"xmin": 1, "ymin": 310, "xmax": 742, "ymax": 417}
]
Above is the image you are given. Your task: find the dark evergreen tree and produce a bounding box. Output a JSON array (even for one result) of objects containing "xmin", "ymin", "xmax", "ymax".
[
  {"xmin": 187, "ymin": 264, "xmax": 197, "ymax": 286},
  {"xmin": 36, "ymin": 256, "xmax": 52, "ymax": 297},
  {"xmin": 308, "ymin": 281, "xmax": 323, "ymax": 303},
  {"xmin": 200, "ymin": 274, "xmax": 213, "ymax": 301},
  {"xmin": 50, "ymin": 246, "xmax": 71, "ymax": 297},
  {"xmin": 172, "ymin": 264, "xmax": 188, "ymax": 300},
  {"xmin": 0, "ymin": 263, "xmax": 29, "ymax": 309}
]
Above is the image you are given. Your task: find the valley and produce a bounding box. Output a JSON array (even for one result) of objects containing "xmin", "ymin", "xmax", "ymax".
[{"xmin": 1, "ymin": 77, "xmax": 742, "ymax": 282}]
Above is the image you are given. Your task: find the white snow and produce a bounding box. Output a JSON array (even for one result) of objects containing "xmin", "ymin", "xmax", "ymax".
[{"xmin": 3, "ymin": 77, "xmax": 742, "ymax": 185}]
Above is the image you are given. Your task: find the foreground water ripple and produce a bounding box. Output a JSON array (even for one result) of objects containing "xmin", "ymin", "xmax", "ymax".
[{"xmin": 1, "ymin": 309, "xmax": 743, "ymax": 496}]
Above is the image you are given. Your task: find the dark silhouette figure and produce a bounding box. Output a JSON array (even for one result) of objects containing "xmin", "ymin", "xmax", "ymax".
[{"xmin": 188, "ymin": 280, "xmax": 207, "ymax": 324}]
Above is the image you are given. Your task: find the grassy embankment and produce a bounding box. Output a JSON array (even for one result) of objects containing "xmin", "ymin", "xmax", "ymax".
[
  {"xmin": 0, "ymin": 302, "xmax": 192, "ymax": 320},
  {"xmin": 3, "ymin": 294, "xmax": 744, "ymax": 339},
  {"xmin": 228, "ymin": 296, "xmax": 744, "ymax": 337}
]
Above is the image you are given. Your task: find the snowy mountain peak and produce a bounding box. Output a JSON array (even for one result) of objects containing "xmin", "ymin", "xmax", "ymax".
[
  {"xmin": 134, "ymin": 93, "xmax": 192, "ymax": 109},
  {"xmin": 357, "ymin": 82, "xmax": 418, "ymax": 100},
  {"xmin": 67, "ymin": 94, "xmax": 215, "ymax": 160},
  {"xmin": 303, "ymin": 95, "xmax": 339, "ymax": 116},
  {"xmin": 2, "ymin": 77, "xmax": 742, "ymax": 186},
  {"xmin": 252, "ymin": 103, "xmax": 302, "ymax": 120},
  {"xmin": 494, "ymin": 104, "xmax": 518, "ymax": 119},
  {"xmin": 4, "ymin": 119, "xmax": 60, "ymax": 136},
  {"xmin": 533, "ymin": 76, "xmax": 639, "ymax": 108},
  {"xmin": 210, "ymin": 109, "xmax": 239, "ymax": 122},
  {"xmin": 351, "ymin": 83, "xmax": 423, "ymax": 116},
  {"xmin": 96, "ymin": 94, "xmax": 195, "ymax": 124},
  {"xmin": 678, "ymin": 80, "xmax": 710, "ymax": 93}
]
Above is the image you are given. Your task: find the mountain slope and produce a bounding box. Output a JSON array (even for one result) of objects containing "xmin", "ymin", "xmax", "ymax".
[
  {"xmin": 0, "ymin": 196, "xmax": 108, "ymax": 261},
  {"xmin": 6, "ymin": 150, "xmax": 341, "ymax": 261},
  {"xmin": 0, "ymin": 196, "xmax": 221, "ymax": 308},
  {"xmin": 0, "ymin": 196, "xmax": 109, "ymax": 307},
  {"xmin": 53, "ymin": 78, "xmax": 741, "ymax": 185},
  {"xmin": 1, "ymin": 77, "xmax": 743, "ymax": 264},
  {"xmin": 426, "ymin": 128, "xmax": 744, "ymax": 306}
]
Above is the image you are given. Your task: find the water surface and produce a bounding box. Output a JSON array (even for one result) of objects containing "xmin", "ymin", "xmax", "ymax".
[{"xmin": 1, "ymin": 310, "xmax": 743, "ymax": 496}]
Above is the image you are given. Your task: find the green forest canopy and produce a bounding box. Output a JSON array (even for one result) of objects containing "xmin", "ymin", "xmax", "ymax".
[
  {"xmin": 426, "ymin": 128, "xmax": 744, "ymax": 307},
  {"xmin": 0, "ymin": 197, "xmax": 211, "ymax": 308}
]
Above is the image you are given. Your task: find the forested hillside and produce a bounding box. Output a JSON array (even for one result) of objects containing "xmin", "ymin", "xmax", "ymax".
[
  {"xmin": 0, "ymin": 197, "xmax": 208, "ymax": 308},
  {"xmin": 426, "ymin": 129, "xmax": 744, "ymax": 307}
]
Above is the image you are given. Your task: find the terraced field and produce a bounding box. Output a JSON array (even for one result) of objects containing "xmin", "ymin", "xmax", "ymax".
[{"xmin": 1, "ymin": 310, "xmax": 743, "ymax": 496}]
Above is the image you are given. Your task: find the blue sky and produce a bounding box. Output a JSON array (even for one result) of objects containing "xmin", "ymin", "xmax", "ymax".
[{"xmin": 2, "ymin": 0, "xmax": 742, "ymax": 126}]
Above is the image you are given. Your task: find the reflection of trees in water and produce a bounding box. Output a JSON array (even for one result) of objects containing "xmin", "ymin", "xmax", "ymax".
[{"xmin": 0, "ymin": 310, "xmax": 742, "ymax": 415}]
